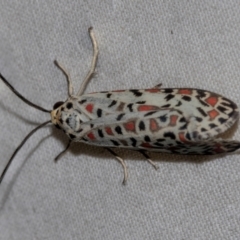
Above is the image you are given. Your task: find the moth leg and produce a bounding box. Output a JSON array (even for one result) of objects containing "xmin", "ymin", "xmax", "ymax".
[
  {"xmin": 105, "ymin": 148, "xmax": 128, "ymax": 185},
  {"xmin": 54, "ymin": 60, "xmax": 74, "ymax": 97},
  {"xmin": 77, "ymin": 27, "xmax": 99, "ymax": 96},
  {"xmin": 153, "ymin": 83, "xmax": 162, "ymax": 89},
  {"xmin": 138, "ymin": 150, "xmax": 159, "ymax": 170},
  {"xmin": 54, "ymin": 140, "xmax": 72, "ymax": 162}
]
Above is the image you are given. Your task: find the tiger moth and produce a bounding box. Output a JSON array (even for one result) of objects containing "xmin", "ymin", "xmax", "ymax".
[{"xmin": 0, "ymin": 27, "xmax": 240, "ymax": 184}]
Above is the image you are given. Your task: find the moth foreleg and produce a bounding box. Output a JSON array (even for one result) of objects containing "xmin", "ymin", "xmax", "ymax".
[
  {"xmin": 77, "ymin": 27, "xmax": 99, "ymax": 96},
  {"xmin": 54, "ymin": 140, "xmax": 72, "ymax": 162},
  {"xmin": 105, "ymin": 148, "xmax": 128, "ymax": 185},
  {"xmin": 54, "ymin": 60, "xmax": 74, "ymax": 97}
]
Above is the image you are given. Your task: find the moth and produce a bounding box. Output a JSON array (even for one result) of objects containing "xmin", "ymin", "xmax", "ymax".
[{"xmin": 1, "ymin": 27, "xmax": 240, "ymax": 184}]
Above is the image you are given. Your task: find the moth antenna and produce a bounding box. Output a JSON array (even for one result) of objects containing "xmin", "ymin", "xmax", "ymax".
[
  {"xmin": 0, "ymin": 120, "xmax": 51, "ymax": 184},
  {"xmin": 0, "ymin": 73, "xmax": 51, "ymax": 113}
]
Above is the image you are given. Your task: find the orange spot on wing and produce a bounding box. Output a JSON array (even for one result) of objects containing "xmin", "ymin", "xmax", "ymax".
[
  {"xmin": 149, "ymin": 119, "xmax": 159, "ymax": 132},
  {"xmin": 178, "ymin": 89, "xmax": 192, "ymax": 95},
  {"xmin": 205, "ymin": 96, "xmax": 218, "ymax": 107},
  {"xmin": 169, "ymin": 115, "xmax": 179, "ymax": 126},
  {"xmin": 178, "ymin": 132, "xmax": 189, "ymax": 143},
  {"xmin": 124, "ymin": 121, "xmax": 136, "ymax": 132},
  {"xmin": 138, "ymin": 105, "xmax": 159, "ymax": 111},
  {"xmin": 112, "ymin": 90, "xmax": 125, "ymax": 92},
  {"xmin": 141, "ymin": 142, "xmax": 152, "ymax": 148},
  {"xmin": 85, "ymin": 104, "xmax": 93, "ymax": 113},
  {"xmin": 105, "ymin": 127, "xmax": 114, "ymax": 135},
  {"xmin": 208, "ymin": 109, "xmax": 219, "ymax": 120},
  {"xmin": 145, "ymin": 88, "xmax": 160, "ymax": 93},
  {"xmin": 87, "ymin": 132, "xmax": 96, "ymax": 140}
]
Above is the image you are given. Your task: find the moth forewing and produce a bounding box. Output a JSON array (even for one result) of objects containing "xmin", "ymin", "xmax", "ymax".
[{"xmin": 53, "ymin": 89, "xmax": 240, "ymax": 155}]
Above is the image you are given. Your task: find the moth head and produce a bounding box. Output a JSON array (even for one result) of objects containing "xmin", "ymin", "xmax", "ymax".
[
  {"xmin": 51, "ymin": 101, "xmax": 64, "ymax": 128},
  {"xmin": 50, "ymin": 100, "xmax": 81, "ymax": 137}
]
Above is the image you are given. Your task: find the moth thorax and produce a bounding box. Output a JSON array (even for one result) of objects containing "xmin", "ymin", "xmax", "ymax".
[{"xmin": 61, "ymin": 111, "xmax": 81, "ymax": 132}]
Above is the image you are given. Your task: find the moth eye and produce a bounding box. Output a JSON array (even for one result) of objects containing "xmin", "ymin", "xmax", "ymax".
[{"xmin": 53, "ymin": 101, "xmax": 64, "ymax": 110}]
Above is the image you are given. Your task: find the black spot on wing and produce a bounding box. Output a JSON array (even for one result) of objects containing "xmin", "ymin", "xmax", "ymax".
[
  {"xmin": 165, "ymin": 94, "xmax": 175, "ymax": 101},
  {"xmin": 127, "ymin": 103, "xmax": 133, "ymax": 112},
  {"xmin": 144, "ymin": 111, "xmax": 157, "ymax": 117},
  {"xmin": 116, "ymin": 113, "xmax": 125, "ymax": 121},
  {"xmin": 97, "ymin": 109, "xmax": 102, "ymax": 118},
  {"xmin": 195, "ymin": 117, "xmax": 203, "ymax": 122},
  {"xmin": 144, "ymin": 135, "xmax": 151, "ymax": 142},
  {"xmin": 108, "ymin": 100, "xmax": 117, "ymax": 108},
  {"xmin": 228, "ymin": 110, "xmax": 237, "ymax": 118},
  {"xmin": 163, "ymin": 89, "xmax": 174, "ymax": 93},
  {"xmin": 197, "ymin": 90, "xmax": 207, "ymax": 98},
  {"xmin": 209, "ymin": 123, "xmax": 217, "ymax": 129},
  {"xmin": 161, "ymin": 104, "xmax": 171, "ymax": 108},
  {"xmin": 154, "ymin": 142, "xmax": 164, "ymax": 147},
  {"xmin": 217, "ymin": 105, "xmax": 227, "ymax": 113},
  {"xmin": 77, "ymin": 128, "xmax": 83, "ymax": 133},
  {"xmin": 179, "ymin": 123, "xmax": 188, "ymax": 130},
  {"xmin": 106, "ymin": 93, "xmax": 112, "ymax": 98},
  {"xmin": 115, "ymin": 126, "xmax": 123, "ymax": 135},
  {"xmin": 130, "ymin": 138, "xmax": 137, "ymax": 147},
  {"xmin": 139, "ymin": 121, "xmax": 145, "ymax": 131},
  {"xmin": 176, "ymin": 101, "xmax": 182, "ymax": 107},
  {"xmin": 163, "ymin": 132, "xmax": 176, "ymax": 139},
  {"xmin": 186, "ymin": 133, "xmax": 191, "ymax": 140},
  {"xmin": 182, "ymin": 96, "xmax": 191, "ymax": 101},
  {"xmin": 98, "ymin": 129, "xmax": 104, "ymax": 138},
  {"xmin": 197, "ymin": 107, "xmax": 208, "ymax": 117},
  {"xmin": 111, "ymin": 140, "xmax": 120, "ymax": 146},
  {"xmin": 159, "ymin": 115, "xmax": 167, "ymax": 122},
  {"xmin": 218, "ymin": 118, "xmax": 227, "ymax": 124},
  {"xmin": 136, "ymin": 101, "xmax": 146, "ymax": 104},
  {"xmin": 179, "ymin": 117, "xmax": 186, "ymax": 123},
  {"xmin": 130, "ymin": 90, "xmax": 143, "ymax": 97},
  {"xmin": 157, "ymin": 138, "xmax": 165, "ymax": 142},
  {"xmin": 79, "ymin": 99, "xmax": 87, "ymax": 104}
]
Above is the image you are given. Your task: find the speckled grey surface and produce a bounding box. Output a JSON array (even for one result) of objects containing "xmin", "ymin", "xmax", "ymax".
[{"xmin": 1, "ymin": 1, "xmax": 240, "ymax": 239}]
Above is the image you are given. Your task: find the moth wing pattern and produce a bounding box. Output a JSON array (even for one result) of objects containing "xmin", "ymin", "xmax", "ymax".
[
  {"xmin": 71, "ymin": 88, "xmax": 240, "ymax": 155},
  {"xmin": 81, "ymin": 88, "xmax": 239, "ymax": 139},
  {"xmin": 1, "ymin": 27, "xmax": 240, "ymax": 186}
]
